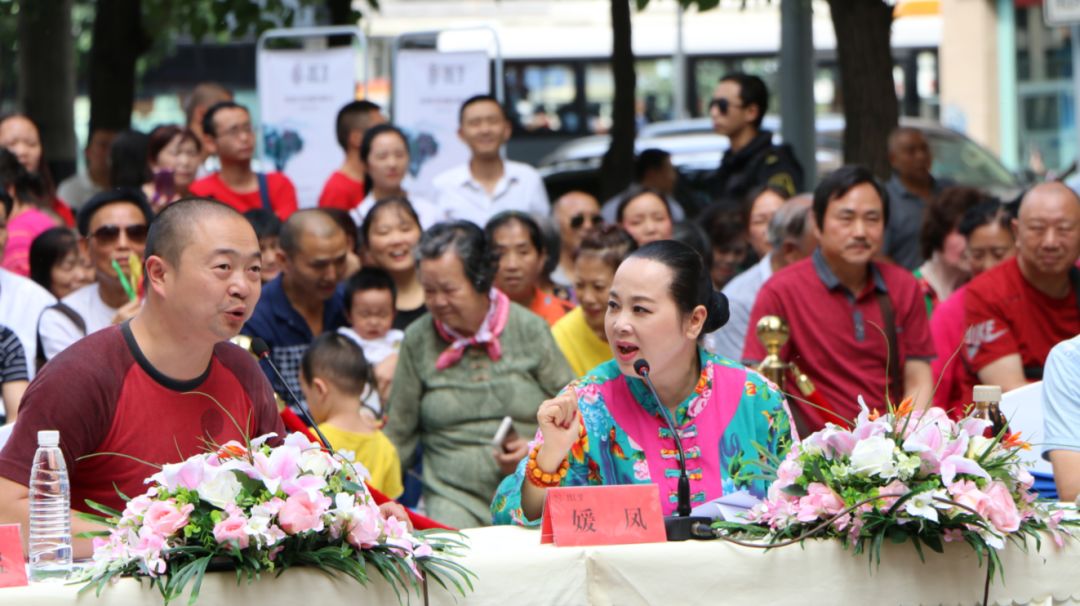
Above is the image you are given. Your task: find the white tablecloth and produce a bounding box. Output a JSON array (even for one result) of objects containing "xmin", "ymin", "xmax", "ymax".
[{"xmin": 4, "ymin": 525, "xmax": 1079, "ymax": 605}]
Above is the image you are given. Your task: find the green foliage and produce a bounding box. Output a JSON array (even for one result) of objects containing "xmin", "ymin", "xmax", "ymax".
[{"xmin": 1, "ymin": 0, "xmax": 368, "ymax": 102}]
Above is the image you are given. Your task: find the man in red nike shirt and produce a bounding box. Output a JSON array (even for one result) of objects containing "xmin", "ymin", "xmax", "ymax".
[{"xmin": 962, "ymin": 182, "xmax": 1080, "ymax": 393}]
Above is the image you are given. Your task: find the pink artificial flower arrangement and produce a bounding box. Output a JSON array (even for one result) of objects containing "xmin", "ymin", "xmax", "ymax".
[
  {"xmin": 76, "ymin": 432, "xmax": 472, "ymax": 605},
  {"xmin": 715, "ymin": 396, "xmax": 1079, "ymax": 583}
]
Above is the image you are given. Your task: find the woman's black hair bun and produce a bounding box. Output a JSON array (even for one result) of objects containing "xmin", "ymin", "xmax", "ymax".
[{"xmin": 703, "ymin": 290, "xmax": 730, "ymax": 334}]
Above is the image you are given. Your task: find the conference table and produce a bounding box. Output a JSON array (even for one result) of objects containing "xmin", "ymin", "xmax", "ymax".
[{"xmin": 5, "ymin": 525, "xmax": 1079, "ymax": 605}]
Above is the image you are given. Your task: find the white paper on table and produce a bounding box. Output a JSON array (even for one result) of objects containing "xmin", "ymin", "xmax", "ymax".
[{"xmin": 690, "ymin": 490, "xmax": 761, "ymax": 522}]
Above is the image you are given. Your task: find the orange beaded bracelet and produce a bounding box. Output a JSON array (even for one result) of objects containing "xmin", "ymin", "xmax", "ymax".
[{"xmin": 524, "ymin": 444, "xmax": 569, "ymax": 488}]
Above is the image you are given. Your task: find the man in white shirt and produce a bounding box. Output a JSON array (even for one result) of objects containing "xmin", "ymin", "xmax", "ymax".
[
  {"xmin": 705, "ymin": 195, "xmax": 816, "ymax": 360},
  {"xmin": 37, "ymin": 188, "xmax": 153, "ymax": 360},
  {"xmin": 431, "ymin": 95, "xmax": 549, "ymax": 226}
]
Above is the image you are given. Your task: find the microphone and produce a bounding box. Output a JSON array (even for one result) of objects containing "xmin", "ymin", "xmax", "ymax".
[
  {"xmin": 250, "ymin": 337, "xmax": 334, "ymax": 452},
  {"xmin": 634, "ymin": 359, "xmax": 712, "ymax": 541}
]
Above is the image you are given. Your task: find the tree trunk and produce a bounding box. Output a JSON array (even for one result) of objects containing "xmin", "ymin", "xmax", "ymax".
[
  {"xmin": 600, "ymin": 0, "xmax": 636, "ymax": 200},
  {"xmin": 826, "ymin": 0, "xmax": 897, "ymax": 179},
  {"xmin": 324, "ymin": 0, "xmax": 356, "ymax": 47},
  {"xmin": 17, "ymin": 0, "xmax": 77, "ymax": 183},
  {"xmin": 88, "ymin": 0, "xmax": 148, "ymax": 134}
]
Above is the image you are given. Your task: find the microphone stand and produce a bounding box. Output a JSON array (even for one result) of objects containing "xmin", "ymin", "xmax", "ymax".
[
  {"xmin": 251, "ymin": 338, "xmax": 334, "ymax": 452},
  {"xmin": 635, "ymin": 361, "xmax": 712, "ymax": 541}
]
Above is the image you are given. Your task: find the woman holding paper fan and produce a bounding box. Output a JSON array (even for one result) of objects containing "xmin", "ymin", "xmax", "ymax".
[{"xmin": 492, "ymin": 239, "xmax": 792, "ymax": 525}]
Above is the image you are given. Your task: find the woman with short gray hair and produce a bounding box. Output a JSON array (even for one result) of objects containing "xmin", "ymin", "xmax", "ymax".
[{"xmin": 384, "ymin": 220, "xmax": 574, "ymax": 528}]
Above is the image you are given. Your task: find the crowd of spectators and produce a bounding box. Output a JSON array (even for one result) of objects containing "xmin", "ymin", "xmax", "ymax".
[{"xmin": 0, "ymin": 70, "xmax": 1077, "ymax": 531}]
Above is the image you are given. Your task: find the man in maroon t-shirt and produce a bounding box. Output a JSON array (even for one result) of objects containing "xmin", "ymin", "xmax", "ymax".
[
  {"xmin": 318, "ymin": 100, "xmax": 386, "ymax": 211},
  {"xmin": 0, "ymin": 199, "xmax": 286, "ymax": 557},
  {"xmin": 743, "ymin": 165, "xmax": 935, "ymax": 434},
  {"xmin": 189, "ymin": 101, "xmax": 298, "ymax": 221},
  {"xmin": 963, "ymin": 182, "xmax": 1080, "ymax": 393}
]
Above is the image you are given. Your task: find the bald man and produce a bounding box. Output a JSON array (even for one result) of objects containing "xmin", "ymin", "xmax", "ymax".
[
  {"xmin": 963, "ymin": 182, "xmax": 1080, "ymax": 393},
  {"xmin": 550, "ymin": 191, "xmax": 602, "ymax": 288},
  {"xmin": 883, "ymin": 127, "xmax": 950, "ymax": 270},
  {"xmin": 242, "ymin": 209, "xmax": 350, "ymax": 404},
  {"xmin": 0, "ymin": 199, "xmax": 284, "ymax": 557}
]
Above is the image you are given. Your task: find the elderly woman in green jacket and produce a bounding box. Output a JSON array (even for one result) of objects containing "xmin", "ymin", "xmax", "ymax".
[{"xmin": 384, "ymin": 221, "xmax": 573, "ymax": 529}]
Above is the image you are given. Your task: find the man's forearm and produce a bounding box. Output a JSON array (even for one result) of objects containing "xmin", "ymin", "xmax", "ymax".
[
  {"xmin": 1049, "ymin": 450, "xmax": 1080, "ymax": 503},
  {"xmin": 0, "ymin": 480, "xmax": 108, "ymax": 559},
  {"xmin": 976, "ymin": 353, "xmax": 1028, "ymax": 393},
  {"xmin": 903, "ymin": 360, "xmax": 934, "ymax": 410}
]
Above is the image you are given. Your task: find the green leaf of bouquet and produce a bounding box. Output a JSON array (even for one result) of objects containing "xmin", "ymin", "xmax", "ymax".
[
  {"xmin": 83, "ymin": 499, "xmax": 124, "ymax": 518},
  {"xmin": 113, "ymin": 484, "xmax": 132, "ymax": 503},
  {"xmin": 232, "ymin": 470, "xmax": 265, "ymax": 497},
  {"xmin": 73, "ymin": 510, "xmax": 110, "ymax": 525},
  {"xmin": 342, "ymin": 479, "xmax": 366, "ymax": 494},
  {"xmin": 910, "ymin": 534, "xmax": 925, "ymax": 563},
  {"xmin": 781, "ymin": 484, "xmax": 808, "ymax": 497},
  {"xmin": 185, "ymin": 555, "xmax": 213, "ymax": 606},
  {"xmin": 922, "ymin": 532, "xmax": 944, "ymax": 554},
  {"xmin": 966, "ymin": 534, "xmax": 986, "ymax": 568},
  {"xmin": 887, "ymin": 525, "xmax": 908, "ymax": 544},
  {"xmin": 424, "ymin": 559, "xmax": 474, "ymax": 595},
  {"xmin": 988, "ymin": 546, "xmax": 1004, "ymax": 583}
]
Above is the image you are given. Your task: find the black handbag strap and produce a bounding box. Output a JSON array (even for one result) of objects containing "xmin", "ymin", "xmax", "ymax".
[{"xmin": 257, "ymin": 172, "xmax": 272, "ymax": 212}]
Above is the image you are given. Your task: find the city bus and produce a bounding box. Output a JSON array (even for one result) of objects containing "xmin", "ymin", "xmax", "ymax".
[{"xmin": 364, "ymin": 0, "xmax": 943, "ymax": 161}]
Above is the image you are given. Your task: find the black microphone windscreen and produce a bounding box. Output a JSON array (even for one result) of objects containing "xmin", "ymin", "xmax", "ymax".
[
  {"xmin": 250, "ymin": 337, "xmax": 271, "ymax": 358},
  {"xmin": 633, "ymin": 359, "xmax": 650, "ymax": 376}
]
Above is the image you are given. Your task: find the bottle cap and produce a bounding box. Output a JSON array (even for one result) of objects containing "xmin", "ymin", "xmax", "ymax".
[
  {"xmin": 37, "ymin": 430, "xmax": 59, "ymax": 447},
  {"xmin": 973, "ymin": 385, "xmax": 1002, "ymax": 403}
]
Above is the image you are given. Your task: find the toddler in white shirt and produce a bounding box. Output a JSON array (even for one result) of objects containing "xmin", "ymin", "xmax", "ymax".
[{"xmin": 337, "ymin": 268, "xmax": 403, "ymax": 412}]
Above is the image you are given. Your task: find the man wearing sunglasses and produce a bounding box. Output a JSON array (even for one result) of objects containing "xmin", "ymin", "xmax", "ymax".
[
  {"xmin": 550, "ymin": 191, "xmax": 602, "ymax": 290},
  {"xmin": 706, "ymin": 73, "xmax": 802, "ymax": 205},
  {"xmin": 37, "ymin": 188, "xmax": 153, "ymax": 361}
]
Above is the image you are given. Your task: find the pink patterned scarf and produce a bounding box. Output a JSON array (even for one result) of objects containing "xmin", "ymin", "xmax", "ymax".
[{"xmin": 433, "ymin": 288, "xmax": 511, "ymax": 370}]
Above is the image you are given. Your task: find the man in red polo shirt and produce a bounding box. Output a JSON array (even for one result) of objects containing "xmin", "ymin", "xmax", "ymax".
[
  {"xmin": 189, "ymin": 101, "xmax": 298, "ymax": 221},
  {"xmin": 743, "ymin": 165, "xmax": 934, "ymax": 433},
  {"xmin": 0, "ymin": 199, "xmax": 285, "ymax": 557},
  {"xmin": 318, "ymin": 100, "xmax": 386, "ymax": 210},
  {"xmin": 963, "ymin": 182, "xmax": 1080, "ymax": 393}
]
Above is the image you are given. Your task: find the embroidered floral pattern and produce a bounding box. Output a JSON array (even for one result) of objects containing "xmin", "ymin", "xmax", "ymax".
[{"xmin": 492, "ymin": 348, "xmax": 792, "ymax": 525}]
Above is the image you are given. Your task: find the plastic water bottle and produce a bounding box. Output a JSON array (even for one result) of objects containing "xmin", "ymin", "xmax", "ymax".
[{"xmin": 28, "ymin": 430, "xmax": 72, "ymax": 582}]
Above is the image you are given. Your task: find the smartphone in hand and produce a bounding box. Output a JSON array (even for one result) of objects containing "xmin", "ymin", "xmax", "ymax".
[{"xmin": 491, "ymin": 416, "xmax": 516, "ymax": 452}]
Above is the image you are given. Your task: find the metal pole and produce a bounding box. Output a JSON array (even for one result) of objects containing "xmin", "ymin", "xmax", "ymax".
[
  {"xmin": 996, "ymin": 0, "xmax": 1019, "ymax": 170},
  {"xmin": 673, "ymin": 3, "xmax": 687, "ymax": 120},
  {"xmin": 779, "ymin": 0, "xmax": 816, "ymax": 188},
  {"xmin": 1072, "ymin": 24, "xmax": 1080, "ymax": 173}
]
